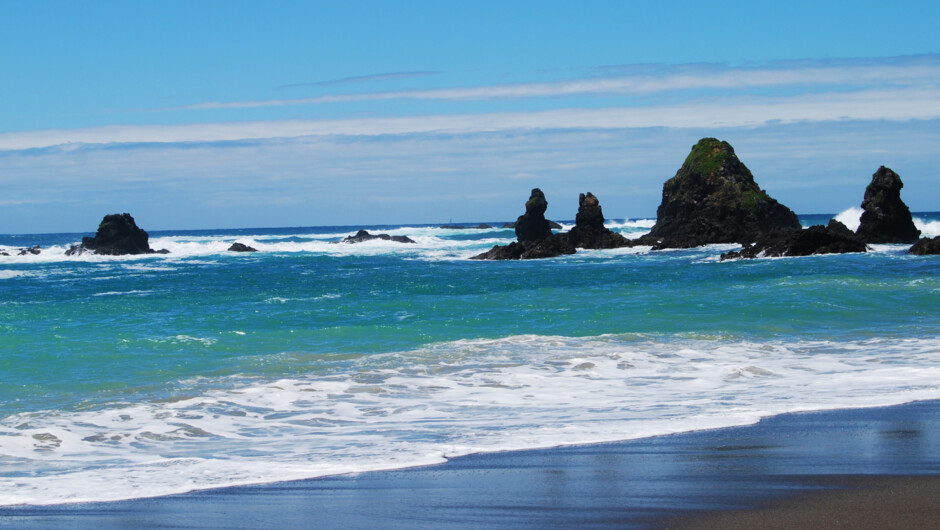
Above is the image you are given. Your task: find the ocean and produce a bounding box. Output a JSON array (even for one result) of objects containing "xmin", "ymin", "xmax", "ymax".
[{"xmin": 1, "ymin": 210, "xmax": 939, "ymax": 506}]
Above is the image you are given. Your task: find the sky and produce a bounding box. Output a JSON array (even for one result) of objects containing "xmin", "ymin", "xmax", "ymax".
[{"xmin": 2, "ymin": 1, "xmax": 939, "ymax": 233}]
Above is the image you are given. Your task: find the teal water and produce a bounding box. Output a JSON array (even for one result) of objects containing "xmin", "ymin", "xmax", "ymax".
[{"xmin": 1, "ymin": 214, "xmax": 939, "ymax": 505}]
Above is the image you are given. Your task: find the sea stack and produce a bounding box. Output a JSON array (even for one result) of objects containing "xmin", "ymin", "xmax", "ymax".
[
  {"xmin": 565, "ymin": 192, "xmax": 631, "ymax": 249},
  {"xmin": 472, "ymin": 189, "xmax": 574, "ymax": 260},
  {"xmin": 638, "ymin": 138, "xmax": 801, "ymax": 248},
  {"xmin": 66, "ymin": 213, "xmax": 166, "ymax": 255},
  {"xmin": 514, "ymin": 188, "xmax": 554, "ymax": 243},
  {"xmin": 855, "ymin": 166, "xmax": 920, "ymax": 244}
]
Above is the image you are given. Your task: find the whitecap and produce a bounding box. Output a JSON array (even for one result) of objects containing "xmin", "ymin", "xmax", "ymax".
[{"xmin": 914, "ymin": 217, "xmax": 940, "ymax": 238}]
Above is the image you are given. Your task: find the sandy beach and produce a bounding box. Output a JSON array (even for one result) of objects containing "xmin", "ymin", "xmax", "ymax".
[{"xmin": 2, "ymin": 400, "xmax": 938, "ymax": 529}]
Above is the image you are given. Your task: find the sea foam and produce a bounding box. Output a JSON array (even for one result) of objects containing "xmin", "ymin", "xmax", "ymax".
[{"xmin": 2, "ymin": 333, "xmax": 938, "ymax": 506}]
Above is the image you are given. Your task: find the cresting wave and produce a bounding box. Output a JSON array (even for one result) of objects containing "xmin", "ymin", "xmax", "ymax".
[
  {"xmin": 2, "ymin": 333, "xmax": 939, "ymax": 506},
  {"xmin": 2, "ymin": 214, "xmax": 938, "ymax": 267}
]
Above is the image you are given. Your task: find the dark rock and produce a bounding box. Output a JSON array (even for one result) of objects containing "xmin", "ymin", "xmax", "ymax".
[
  {"xmin": 855, "ymin": 166, "xmax": 920, "ymax": 244},
  {"xmin": 720, "ymin": 222, "xmax": 867, "ymax": 260},
  {"xmin": 0, "ymin": 245, "xmax": 41, "ymax": 256},
  {"xmin": 501, "ymin": 220, "xmax": 562, "ymax": 230},
  {"xmin": 637, "ymin": 138, "xmax": 801, "ymax": 249},
  {"xmin": 228, "ymin": 242, "xmax": 258, "ymax": 252},
  {"xmin": 339, "ymin": 230, "xmax": 415, "ymax": 244},
  {"xmin": 825, "ymin": 218, "xmax": 857, "ymax": 239},
  {"xmin": 514, "ymin": 188, "xmax": 553, "ymax": 243},
  {"xmin": 565, "ymin": 192, "xmax": 632, "ymax": 249},
  {"xmin": 18, "ymin": 246, "xmax": 42, "ymax": 256},
  {"xmin": 64, "ymin": 244, "xmax": 85, "ymax": 256},
  {"xmin": 66, "ymin": 213, "xmax": 166, "ymax": 256},
  {"xmin": 471, "ymin": 234, "xmax": 576, "ymax": 260},
  {"xmin": 473, "ymin": 189, "xmax": 575, "ymax": 260},
  {"xmin": 908, "ymin": 236, "xmax": 940, "ymax": 255}
]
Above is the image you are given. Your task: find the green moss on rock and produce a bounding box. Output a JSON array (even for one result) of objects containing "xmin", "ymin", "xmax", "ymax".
[{"xmin": 682, "ymin": 138, "xmax": 734, "ymax": 176}]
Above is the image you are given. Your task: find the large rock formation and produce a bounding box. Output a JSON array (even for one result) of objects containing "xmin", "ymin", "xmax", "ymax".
[
  {"xmin": 338, "ymin": 230, "xmax": 415, "ymax": 244},
  {"xmin": 908, "ymin": 236, "xmax": 940, "ymax": 255},
  {"xmin": 720, "ymin": 219, "xmax": 867, "ymax": 260},
  {"xmin": 514, "ymin": 188, "xmax": 554, "ymax": 243},
  {"xmin": 565, "ymin": 192, "xmax": 631, "ymax": 249},
  {"xmin": 855, "ymin": 166, "xmax": 920, "ymax": 244},
  {"xmin": 66, "ymin": 213, "xmax": 167, "ymax": 255},
  {"xmin": 637, "ymin": 138, "xmax": 801, "ymax": 249}
]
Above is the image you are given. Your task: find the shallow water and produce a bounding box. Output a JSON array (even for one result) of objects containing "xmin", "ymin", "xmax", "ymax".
[{"xmin": 1, "ymin": 213, "xmax": 939, "ymax": 505}]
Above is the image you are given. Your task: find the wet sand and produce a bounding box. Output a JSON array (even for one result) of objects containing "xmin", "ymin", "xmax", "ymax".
[
  {"xmin": 670, "ymin": 475, "xmax": 940, "ymax": 529},
  {"xmin": 2, "ymin": 400, "xmax": 938, "ymax": 529}
]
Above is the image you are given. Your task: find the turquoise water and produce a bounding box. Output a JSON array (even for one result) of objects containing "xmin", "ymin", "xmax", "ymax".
[{"xmin": 1, "ymin": 213, "xmax": 939, "ymax": 505}]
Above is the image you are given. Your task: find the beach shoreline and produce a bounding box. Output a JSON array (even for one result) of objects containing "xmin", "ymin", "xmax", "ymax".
[{"xmin": 2, "ymin": 399, "xmax": 938, "ymax": 528}]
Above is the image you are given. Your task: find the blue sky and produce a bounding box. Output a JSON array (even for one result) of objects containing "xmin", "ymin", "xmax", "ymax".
[{"xmin": 2, "ymin": 1, "xmax": 939, "ymax": 233}]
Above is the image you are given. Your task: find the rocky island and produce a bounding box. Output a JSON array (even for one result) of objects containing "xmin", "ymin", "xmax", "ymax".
[
  {"xmin": 635, "ymin": 138, "xmax": 801, "ymax": 249},
  {"xmin": 66, "ymin": 213, "xmax": 168, "ymax": 256}
]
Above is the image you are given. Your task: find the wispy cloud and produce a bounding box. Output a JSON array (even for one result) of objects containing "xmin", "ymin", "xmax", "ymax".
[
  {"xmin": 4, "ymin": 87, "xmax": 939, "ymax": 150},
  {"xmin": 278, "ymin": 71, "xmax": 442, "ymax": 90},
  {"xmin": 176, "ymin": 55, "xmax": 940, "ymax": 110}
]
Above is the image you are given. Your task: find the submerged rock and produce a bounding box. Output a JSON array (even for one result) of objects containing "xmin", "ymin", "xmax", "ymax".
[
  {"xmin": 908, "ymin": 236, "xmax": 940, "ymax": 255},
  {"xmin": 440, "ymin": 223, "xmax": 493, "ymax": 230},
  {"xmin": 637, "ymin": 138, "xmax": 801, "ymax": 249},
  {"xmin": 855, "ymin": 166, "xmax": 920, "ymax": 244},
  {"xmin": 228, "ymin": 242, "xmax": 258, "ymax": 252},
  {"xmin": 66, "ymin": 213, "xmax": 167, "ymax": 256},
  {"xmin": 720, "ymin": 220, "xmax": 867, "ymax": 260},
  {"xmin": 0, "ymin": 245, "xmax": 41, "ymax": 256},
  {"xmin": 339, "ymin": 230, "xmax": 415, "ymax": 244},
  {"xmin": 565, "ymin": 192, "xmax": 631, "ymax": 249}
]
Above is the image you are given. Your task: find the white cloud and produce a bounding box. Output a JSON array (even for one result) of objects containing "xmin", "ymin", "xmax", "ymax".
[
  {"xmin": 2, "ymin": 87, "xmax": 938, "ymax": 151},
  {"xmin": 177, "ymin": 56, "xmax": 940, "ymax": 109}
]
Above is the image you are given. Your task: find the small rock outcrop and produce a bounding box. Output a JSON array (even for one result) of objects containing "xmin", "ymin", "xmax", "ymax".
[
  {"xmin": 228, "ymin": 242, "xmax": 258, "ymax": 252},
  {"xmin": 637, "ymin": 138, "xmax": 801, "ymax": 249},
  {"xmin": 566, "ymin": 192, "xmax": 631, "ymax": 249},
  {"xmin": 471, "ymin": 236, "xmax": 576, "ymax": 260},
  {"xmin": 66, "ymin": 213, "xmax": 167, "ymax": 256},
  {"xmin": 855, "ymin": 166, "xmax": 920, "ymax": 244},
  {"xmin": 440, "ymin": 223, "xmax": 493, "ymax": 230},
  {"xmin": 908, "ymin": 236, "xmax": 940, "ymax": 255},
  {"xmin": 0, "ymin": 246, "xmax": 41, "ymax": 256},
  {"xmin": 338, "ymin": 230, "xmax": 415, "ymax": 244},
  {"xmin": 514, "ymin": 188, "xmax": 554, "ymax": 243},
  {"xmin": 720, "ymin": 219, "xmax": 867, "ymax": 260}
]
